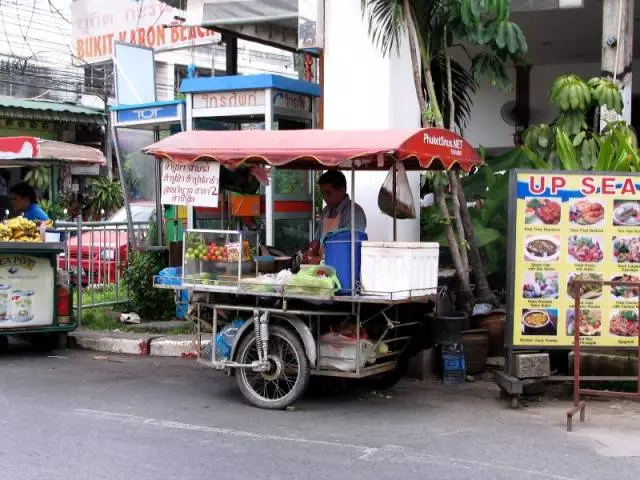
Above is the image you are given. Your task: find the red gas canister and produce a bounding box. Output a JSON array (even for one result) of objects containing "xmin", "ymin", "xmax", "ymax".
[{"xmin": 56, "ymin": 285, "xmax": 71, "ymax": 324}]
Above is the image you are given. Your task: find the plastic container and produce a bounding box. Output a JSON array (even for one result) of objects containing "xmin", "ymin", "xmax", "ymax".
[
  {"xmin": 360, "ymin": 242, "xmax": 439, "ymax": 298},
  {"xmin": 440, "ymin": 342, "xmax": 465, "ymax": 385},
  {"xmin": 323, "ymin": 229, "xmax": 368, "ymax": 295}
]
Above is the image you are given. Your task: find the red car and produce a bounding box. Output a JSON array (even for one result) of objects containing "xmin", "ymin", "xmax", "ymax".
[{"xmin": 59, "ymin": 203, "xmax": 155, "ymax": 285}]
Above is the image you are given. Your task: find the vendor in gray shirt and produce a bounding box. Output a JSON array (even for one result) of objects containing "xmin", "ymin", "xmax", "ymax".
[{"xmin": 309, "ymin": 170, "xmax": 367, "ymax": 256}]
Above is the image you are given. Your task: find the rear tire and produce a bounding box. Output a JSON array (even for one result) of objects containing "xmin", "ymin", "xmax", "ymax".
[
  {"xmin": 235, "ymin": 325, "xmax": 309, "ymax": 410},
  {"xmin": 26, "ymin": 333, "xmax": 65, "ymax": 352}
]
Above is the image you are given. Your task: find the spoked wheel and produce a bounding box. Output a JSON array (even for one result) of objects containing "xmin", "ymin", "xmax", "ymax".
[{"xmin": 236, "ymin": 325, "xmax": 309, "ymax": 410}]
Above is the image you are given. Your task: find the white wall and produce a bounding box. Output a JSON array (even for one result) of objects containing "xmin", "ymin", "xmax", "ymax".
[{"xmin": 324, "ymin": 0, "xmax": 421, "ymax": 242}]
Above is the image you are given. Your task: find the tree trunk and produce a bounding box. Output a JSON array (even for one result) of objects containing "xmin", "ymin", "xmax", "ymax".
[
  {"xmin": 403, "ymin": 0, "xmax": 428, "ymax": 115},
  {"xmin": 436, "ymin": 186, "xmax": 473, "ymax": 313},
  {"xmin": 447, "ymin": 171, "xmax": 469, "ymax": 282},
  {"xmin": 444, "ymin": 27, "xmax": 455, "ymax": 131},
  {"xmin": 455, "ymin": 182, "xmax": 498, "ymax": 306}
]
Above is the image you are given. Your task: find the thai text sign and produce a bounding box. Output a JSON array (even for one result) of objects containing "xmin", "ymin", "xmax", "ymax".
[
  {"xmin": 161, "ymin": 160, "xmax": 220, "ymax": 207},
  {"xmin": 71, "ymin": 0, "xmax": 221, "ymax": 64},
  {"xmin": 510, "ymin": 170, "xmax": 640, "ymax": 348},
  {"xmin": 192, "ymin": 90, "xmax": 265, "ymax": 110}
]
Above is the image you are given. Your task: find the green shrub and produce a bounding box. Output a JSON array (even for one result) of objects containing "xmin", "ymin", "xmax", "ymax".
[{"xmin": 123, "ymin": 251, "xmax": 174, "ymax": 320}]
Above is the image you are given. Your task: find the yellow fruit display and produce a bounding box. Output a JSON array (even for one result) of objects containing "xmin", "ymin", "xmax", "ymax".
[{"xmin": 0, "ymin": 217, "xmax": 42, "ymax": 242}]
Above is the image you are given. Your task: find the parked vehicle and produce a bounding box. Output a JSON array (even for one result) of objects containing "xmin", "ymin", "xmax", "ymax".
[{"xmin": 59, "ymin": 203, "xmax": 155, "ymax": 285}]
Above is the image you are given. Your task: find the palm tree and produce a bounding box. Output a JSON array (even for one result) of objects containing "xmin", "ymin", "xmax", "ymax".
[{"xmin": 362, "ymin": 0, "xmax": 527, "ymax": 310}]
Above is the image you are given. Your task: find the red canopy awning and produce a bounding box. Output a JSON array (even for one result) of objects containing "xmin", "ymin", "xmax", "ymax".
[
  {"xmin": 143, "ymin": 128, "xmax": 482, "ymax": 172},
  {"xmin": 0, "ymin": 136, "xmax": 106, "ymax": 166}
]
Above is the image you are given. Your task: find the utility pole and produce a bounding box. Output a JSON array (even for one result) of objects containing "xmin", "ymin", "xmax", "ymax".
[{"xmin": 600, "ymin": 0, "xmax": 634, "ymax": 129}]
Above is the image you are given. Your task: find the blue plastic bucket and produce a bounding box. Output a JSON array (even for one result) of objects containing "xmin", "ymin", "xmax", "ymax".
[{"xmin": 323, "ymin": 229, "xmax": 367, "ymax": 295}]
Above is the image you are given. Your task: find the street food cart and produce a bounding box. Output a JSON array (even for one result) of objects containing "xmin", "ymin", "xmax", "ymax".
[
  {"xmin": 0, "ymin": 136, "xmax": 106, "ymax": 349},
  {"xmin": 144, "ymin": 128, "xmax": 482, "ymax": 409}
]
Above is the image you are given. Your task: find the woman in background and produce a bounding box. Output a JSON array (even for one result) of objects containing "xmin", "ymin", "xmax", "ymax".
[{"xmin": 10, "ymin": 182, "xmax": 49, "ymax": 221}]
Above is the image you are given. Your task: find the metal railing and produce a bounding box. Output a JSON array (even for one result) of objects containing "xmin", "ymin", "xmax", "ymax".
[{"xmin": 56, "ymin": 218, "xmax": 151, "ymax": 323}]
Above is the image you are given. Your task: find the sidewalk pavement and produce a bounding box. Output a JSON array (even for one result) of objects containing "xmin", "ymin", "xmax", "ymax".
[{"xmin": 68, "ymin": 330, "xmax": 211, "ymax": 358}]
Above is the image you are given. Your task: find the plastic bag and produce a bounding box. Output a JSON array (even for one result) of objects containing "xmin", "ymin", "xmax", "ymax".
[
  {"xmin": 286, "ymin": 265, "xmax": 341, "ymax": 296},
  {"xmin": 377, "ymin": 163, "xmax": 416, "ymax": 219},
  {"xmin": 318, "ymin": 330, "xmax": 375, "ymax": 371},
  {"xmin": 215, "ymin": 319, "xmax": 246, "ymax": 360}
]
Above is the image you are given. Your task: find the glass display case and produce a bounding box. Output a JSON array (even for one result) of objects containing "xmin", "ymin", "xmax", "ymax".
[{"xmin": 182, "ymin": 229, "xmax": 255, "ymax": 288}]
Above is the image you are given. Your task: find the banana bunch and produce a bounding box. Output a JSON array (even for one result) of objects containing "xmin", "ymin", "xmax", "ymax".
[
  {"xmin": 5, "ymin": 217, "xmax": 41, "ymax": 242},
  {"xmin": 0, "ymin": 224, "xmax": 10, "ymax": 242},
  {"xmin": 556, "ymin": 111, "xmax": 586, "ymax": 136},
  {"xmin": 588, "ymin": 77, "xmax": 623, "ymax": 113},
  {"xmin": 579, "ymin": 136, "xmax": 599, "ymax": 169},
  {"xmin": 523, "ymin": 124, "xmax": 553, "ymax": 151},
  {"xmin": 550, "ymin": 75, "xmax": 591, "ymax": 111}
]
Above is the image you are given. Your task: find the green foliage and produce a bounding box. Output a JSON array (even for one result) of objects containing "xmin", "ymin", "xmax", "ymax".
[
  {"xmin": 123, "ymin": 251, "xmax": 175, "ymax": 320},
  {"xmin": 362, "ymin": 0, "xmax": 527, "ymax": 129},
  {"xmin": 90, "ymin": 178, "xmax": 124, "ymax": 217},
  {"xmin": 25, "ymin": 167, "xmax": 50, "ymax": 192},
  {"xmin": 421, "ymin": 148, "xmax": 533, "ymax": 288},
  {"xmin": 523, "ymin": 74, "xmax": 637, "ymax": 172}
]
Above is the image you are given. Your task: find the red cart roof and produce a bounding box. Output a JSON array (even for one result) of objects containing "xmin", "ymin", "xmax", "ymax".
[
  {"xmin": 0, "ymin": 136, "xmax": 106, "ymax": 166},
  {"xmin": 143, "ymin": 128, "xmax": 482, "ymax": 172}
]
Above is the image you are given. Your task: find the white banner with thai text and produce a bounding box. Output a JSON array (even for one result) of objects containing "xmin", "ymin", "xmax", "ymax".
[
  {"xmin": 161, "ymin": 160, "xmax": 221, "ymax": 207},
  {"xmin": 71, "ymin": 0, "xmax": 221, "ymax": 64}
]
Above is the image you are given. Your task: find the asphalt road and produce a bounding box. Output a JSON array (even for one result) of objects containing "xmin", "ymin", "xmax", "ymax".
[{"xmin": 1, "ymin": 347, "xmax": 639, "ymax": 480}]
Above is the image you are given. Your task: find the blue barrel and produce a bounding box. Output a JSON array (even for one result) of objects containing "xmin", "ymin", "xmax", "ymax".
[
  {"xmin": 323, "ymin": 229, "xmax": 368, "ymax": 295},
  {"xmin": 441, "ymin": 342, "xmax": 465, "ymax": 385}
]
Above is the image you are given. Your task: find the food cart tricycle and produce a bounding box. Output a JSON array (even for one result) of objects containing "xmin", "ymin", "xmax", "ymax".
[
  {"xmin": 0, "ymin": 136, "xmax": 106, "ymax": 350},
  {"xmin": 145, "ymin": 128, "xmax": 482, "ymax": 409}
]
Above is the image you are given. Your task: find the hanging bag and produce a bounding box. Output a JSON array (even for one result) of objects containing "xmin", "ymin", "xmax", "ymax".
[{"xmin": 377, "ymin": 163, "xmax": 416, "ymax": 219}]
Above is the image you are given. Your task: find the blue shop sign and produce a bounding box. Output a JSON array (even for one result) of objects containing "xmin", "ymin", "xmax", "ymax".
[{"xmin": 117, "ymin": 104, "xmax": 179, "ymax": 123}]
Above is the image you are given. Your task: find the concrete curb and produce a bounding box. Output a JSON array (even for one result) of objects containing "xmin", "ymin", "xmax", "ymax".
[{"xmin": 68, "ymin": 331, "xmax": 211, "ymax": 358}]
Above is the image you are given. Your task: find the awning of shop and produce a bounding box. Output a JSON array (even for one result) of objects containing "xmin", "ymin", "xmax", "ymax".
[
  {"xmin": 143, "ymin": 128, "xmax": 483, "ymax": 172},
  {"xmin": 0, "ymin": 136, "xmax": 106, "ymax": 167},
  {"xmin": 0, "ymin": 98, "xmax": 106, "ymax": 125}
]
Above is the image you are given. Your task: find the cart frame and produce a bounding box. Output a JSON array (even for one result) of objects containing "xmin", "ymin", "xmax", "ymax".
[{"xmin": 145, "ymin": 127, "xmax": 481, "ymax": 408}]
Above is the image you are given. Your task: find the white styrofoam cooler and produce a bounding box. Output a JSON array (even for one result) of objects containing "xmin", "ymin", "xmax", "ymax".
[{"xmin": 360, "ymin": 242, "xmax": 439, "ymax": 298}]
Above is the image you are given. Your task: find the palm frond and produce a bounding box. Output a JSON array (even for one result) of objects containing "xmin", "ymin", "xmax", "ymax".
[{"xmin": 361, "ymin": 0, "xmax": 406, "ymax": 56}]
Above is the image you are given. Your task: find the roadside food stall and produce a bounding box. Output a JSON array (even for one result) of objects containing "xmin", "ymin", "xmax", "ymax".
[
  {"xmin": 144, "ymin": 128, "xmax": 482, "ymax": 409},
  {"xmin": 0, "ymin": 136, "xmax": 106, "ymax": 349}
]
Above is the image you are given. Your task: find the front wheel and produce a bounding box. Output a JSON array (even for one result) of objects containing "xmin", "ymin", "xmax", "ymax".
[{"xmin": 235, "ymin": 325, "xmax": 310, "ymax": 410}]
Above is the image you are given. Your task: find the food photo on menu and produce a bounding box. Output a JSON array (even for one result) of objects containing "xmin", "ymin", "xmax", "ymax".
[
  {"xmin": 524, "ymin": 235, "xmax": 560, "ymax": 262},
  {"xmin": 613, "ymin": 237, "xmax": 640, "ymax": 263},
  {"xmin": 569, "ymin": 198, "xmax": 605, "ymax": 226},
  {"xmin": 613, "ymin": 200, "xmax": 640, "ymax": 226},
  {"xmin": 567, "ymin": 272, "xmax": 603, "ymax": 300},
  {"xmin": 610, "ymin": 274, "xmax": 640, "ymax": 300},
  {"xmin": 522, "ymin": 271, "xmax": 559, "ymax": 299},
  {"xmin": 566, "ymin": 309, "xmax": 602, "ymax": 337},
  {"xmin": 568, "ymin": 235, "xmax": 604, "ymax": 263},
  {"xmin": 525, "ymin": 197, "xmax": 561, "ymax": 225},
  {"xmin": 521, "ymin": 309, "xmax": 558, "ymax": 336},
  {"xmin": 609, "ymin": 310, "xmax": 639, "ymax": 337}
]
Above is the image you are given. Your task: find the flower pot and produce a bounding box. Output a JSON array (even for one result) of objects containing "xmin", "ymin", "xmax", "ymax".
[
  {"xmin": 460, "ymin": 328, "xmax": 489, "ymax": 375},
  {"xmin": 477, "ymin": 312, "xmax": 506, "ymax": 357}
]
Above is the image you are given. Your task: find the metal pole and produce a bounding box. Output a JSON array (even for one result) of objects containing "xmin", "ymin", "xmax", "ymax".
[
  {"xmin": 573, "ymin": 284, "xmax": 581, "ymax": 407},
  {"xmin": 76, "ymin": 215, "xmax": 83, "ymax": 327},
  {"xmin": 392, "ymin": 163, "xmax": 397, "ymax": 241},
  {"xmin": 110, "ymin": 115, "xmax": 137, "ymax": 250},
  {"xmin": 265, "ymin": 88, "xmax": 274, "ymax": 245},
  {"xmin": 153, "ymin": 127, "xmax": 163, "ymax": 247},
  {"xmin": 351, "ymin": 166, "xmax": 356, "ymax": 296}
]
